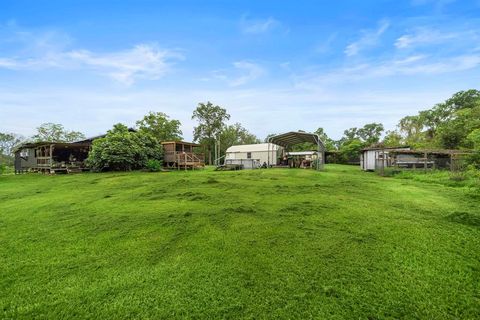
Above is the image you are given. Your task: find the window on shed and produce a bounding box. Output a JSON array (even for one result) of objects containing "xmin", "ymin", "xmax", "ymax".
[{"xmin": 247, "ymin": 152, "xmax": 252, "ymax": 159}]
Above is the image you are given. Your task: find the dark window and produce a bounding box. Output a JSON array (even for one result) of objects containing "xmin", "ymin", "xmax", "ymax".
[{"xmin": 247, "ymin": 152, "xmax": 252, "ymax": 159}]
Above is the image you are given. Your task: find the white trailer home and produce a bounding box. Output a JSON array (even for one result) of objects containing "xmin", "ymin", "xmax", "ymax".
[{"xmin": 225, "ymin": 143, "xmax": 283, "ymax": 169}]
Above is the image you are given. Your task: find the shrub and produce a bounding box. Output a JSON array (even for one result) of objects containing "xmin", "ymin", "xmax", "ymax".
[
  {"xmin": 146, "ymin": 159, "xmax": 162, "ymax": 172},
  {"xmin": 87, "ymin": 124, "xmax": 163, "ymax": 171},
  {"xmin": 0, "ymin": 163, "xmax": 5, "ymax": 175}
]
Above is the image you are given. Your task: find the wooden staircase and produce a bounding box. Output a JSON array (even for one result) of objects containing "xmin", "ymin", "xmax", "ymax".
[{"xmin": 176, "ymin": 153, "xmax": 205, "ymax": 170}]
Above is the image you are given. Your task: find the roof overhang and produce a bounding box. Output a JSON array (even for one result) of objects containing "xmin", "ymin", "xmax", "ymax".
[
  {"xmin": 361, "ymin": 146, "xmax": 410, "ymax": 151},
  {"xmin": 161, "ymin": 141, "xmax": 202, "ymax": 147},
  {"xmin": 14, "ymin": 142, "xmax": 91, "ymax": 152},
  {"xmin": 388, "ymin": 149, "xmax": 472, "ymax": 155}
]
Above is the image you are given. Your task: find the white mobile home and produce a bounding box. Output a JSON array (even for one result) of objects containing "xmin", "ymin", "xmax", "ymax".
[{"xmin": 225, "ymin": 143, "xmax": 283, "ymax": 169}]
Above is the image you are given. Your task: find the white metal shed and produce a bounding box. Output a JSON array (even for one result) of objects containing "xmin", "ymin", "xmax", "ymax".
[{"xmin": 225, "ymin": 143, "xmax": 282, "ymax": 168}]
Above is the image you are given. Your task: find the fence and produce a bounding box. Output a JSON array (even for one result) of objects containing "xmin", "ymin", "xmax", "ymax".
[{"xmin": 375, "ymin": 150, "xmax": 471, "ymax": 175}]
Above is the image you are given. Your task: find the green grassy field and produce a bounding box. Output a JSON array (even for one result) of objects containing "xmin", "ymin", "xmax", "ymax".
[{"xmin": 0, "ymin": 165, "xmax": 479, "ymax": 319}]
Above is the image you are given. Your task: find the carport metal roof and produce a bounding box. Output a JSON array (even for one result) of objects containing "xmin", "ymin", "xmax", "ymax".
[{"xmin": 268, "ymin": 131, "xmax": 325, "ymax": 150}]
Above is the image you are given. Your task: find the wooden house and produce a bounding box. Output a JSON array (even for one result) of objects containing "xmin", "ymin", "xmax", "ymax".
[
  {"xmin": 161, "ymin": 141, "xmax": 205, "ymax": 169},
  {"xmin": 14, "ymin": 141, "xmax": 91, "ymax": 174}
]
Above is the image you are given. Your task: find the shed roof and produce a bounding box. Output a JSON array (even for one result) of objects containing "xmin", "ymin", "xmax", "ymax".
[
  {"xmin": 161, "ymin": 141, "xmax": 201, "ymax": 147},
  {"xmin": 362, "ymin": 146, "xmax": 410, "ymax": 151},
  {"xmin": 268, "ymin": 131, "xmax": 325, "ymax": 150},
  {"xmin": 388, "ymin": 149, "xmax": 472, "ymax": 155},
  {"xmin": 226, "ymin": 143, "xmax": 280, "ymax": 153}
]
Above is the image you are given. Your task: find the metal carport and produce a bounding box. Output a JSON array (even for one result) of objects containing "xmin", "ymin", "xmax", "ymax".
[{"xmin": 267, "ymin": 131, "xmax": 326, "ymax": 170}]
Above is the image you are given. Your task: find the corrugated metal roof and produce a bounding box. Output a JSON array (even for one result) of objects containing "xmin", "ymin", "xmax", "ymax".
[
  {"xmin": 268, "ymin": 131, "xmax": 325, "ymax": 150},
  {"xmin": 362, "ymin": 146, "xmax": 410, "ymax": 151},
  {"xmin": 226, "ymin": 143, "xmax": 280, "ymax": 153},
  {"xmin": 161, "ymin": 141, "xmax": 201, "ymax": 147},
  {"xmin": 388, "ymin": 149, "xmax": 472, "ymax": 155}
]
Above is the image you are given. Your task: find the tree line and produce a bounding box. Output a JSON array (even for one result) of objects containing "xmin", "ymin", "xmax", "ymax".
[
  {"xmin": 1, "ymin": 89, "xmax": 479, "ymax": 171},
  {"xmin": 330, "ymin": 89, "xmax": 480, "ymax": 165}
]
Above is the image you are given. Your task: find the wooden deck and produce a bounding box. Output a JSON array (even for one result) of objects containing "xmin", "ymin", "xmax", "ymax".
[{"xmin": 162, "ymin": 141, "xmax": 205, "ymax": 170}]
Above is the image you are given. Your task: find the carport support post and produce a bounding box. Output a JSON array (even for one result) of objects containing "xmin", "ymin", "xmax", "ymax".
[{"xmin": 267, "ymin": 140, "xmax": 270, "ymax": 167}]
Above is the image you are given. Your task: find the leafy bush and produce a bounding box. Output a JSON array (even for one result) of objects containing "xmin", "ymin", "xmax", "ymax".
[
  {"xmin": 0, "ymin": 163, "xmax": 5, "ymax": 175},
  {"xmin": 146, "ymin": 159, "xmax": 162, "ymax": 172},
  {"xmin": 87, "ymin": 124, "xmax": 163, "ymax": 171},
  {"xmin": 338, "ymin": 139, "xmax": 363, "ymax": 164}
]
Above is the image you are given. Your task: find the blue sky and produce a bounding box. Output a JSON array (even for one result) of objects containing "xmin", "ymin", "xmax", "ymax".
[{"xmin": 1, "ymin": 0, "xmax": 479, "ymax": 140}]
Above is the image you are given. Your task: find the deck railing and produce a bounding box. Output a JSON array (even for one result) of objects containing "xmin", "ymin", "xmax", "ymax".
[
  {"xmin": 36, "ymin": 157, "xmax": 51, "ymax": 167},
  {"xmin": 164, "ymin": 151, "xmax": 204, "ymax": 164},
  {"xmin": 176, "ymin": 152, "xmax": 205, "ymax": 164}
]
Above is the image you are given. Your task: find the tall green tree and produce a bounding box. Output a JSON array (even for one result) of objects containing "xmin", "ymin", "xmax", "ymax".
[
  {"xmin": 264, "ymin": 133, "xmax": 278, "ymax": 143},
  {"xmin": 32, "ymin": 123, "xmax": 85, "ymax": 142},
  {"xmin": 0, "ymin": 132, "xmax": 24, "ymax": 155},
  {"xmin": 219, "ymin": 123, "xmax": 259, "ymax": 157},
  {"xmin": 335, "ymin": 123, "xmax": 383, "ymax": 164},
  {"xmin": 357, "ymin": 123, "xmax": 384, "ymax": 146},
  {"xmin": 382, "ymin": 130, "xmax": 403, "ymax": 147},
  {"xmin": 398, "ymin": 115, "xmax": 426, "ymax": 148},
  {"xmin": 395, "ymin": 89, "xmax": 480, "ymax": 149},
  {"xmin": 435, "ymin": 99, "xmax": 480, "ymax": 149},
  {"xmin": 314, "ymin": 127, "xmax": 336, "ymax": 151},
  {"xmin": 136, "ymin": 111, "xmax": 182, "ymax": 142},
  {"xmin": 466, "ymin": 129, "xmax": 480, "ymax": 169},
  {"xmin": 338, "ymin": 139, "xmax": 364, "ymax": 164},
  {"xmin": 192, "ymin": 102, "xmax": 230, "ymax": 164}
]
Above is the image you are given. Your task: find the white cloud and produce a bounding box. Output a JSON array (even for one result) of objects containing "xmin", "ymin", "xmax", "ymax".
[
  {"xmin": 211, "ymin": 61, "xmax": 266, "ymax": 87},
  {"xmin": 0, "ymin": 44, "xmax": 181, "ymax": 85},
  {"xmin": 240, "ymin": 16, "xmax": 279, "ymax": 34},
  {"xmin": 67, "ymin": 45, "xmax": 181, "ymax": 85},
  {"xmin": 395, "ymin": 28, "xmax": 460, "ymax": 49},
  {"xmin": 0, "ymin": 24, "xmax": 182, "ymax": 85},
  {"xmin": 0, "ymin": 58, "xmax": 18, "ymax": 68},
  {"xmin": 295, "ymin": 53, "xmax": 480, "ymax": 89},
  {"xmin": 229, "ymin": 61, "xmax": 265, "ymax": 86},
  {"xmin": 345, "ymin": 19, "xmax": 390, "ymax": 56}
]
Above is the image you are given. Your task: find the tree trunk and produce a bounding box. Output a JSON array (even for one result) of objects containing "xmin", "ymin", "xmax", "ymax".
[{"xmin": 207, "ymin": 145, "xmax": 212, "ymax": 165}]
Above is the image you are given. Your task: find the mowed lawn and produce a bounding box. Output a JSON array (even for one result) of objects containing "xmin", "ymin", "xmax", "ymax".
[{"xmin": 0, "ymin": 165, "xmax": 479, "ymax": 319}]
